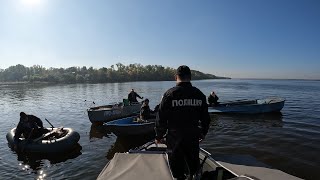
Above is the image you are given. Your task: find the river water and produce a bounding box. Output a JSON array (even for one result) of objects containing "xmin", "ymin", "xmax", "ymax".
[{"xmin": 0, "ymin": 79, "xmax": 319, "ymax": 180}]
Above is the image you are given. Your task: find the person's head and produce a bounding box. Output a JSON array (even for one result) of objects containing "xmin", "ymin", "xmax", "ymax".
[
  {"xmin": 144, "ymin": 99, "xmax": 149, "ymax": 105},
  {"xmin": 211, "ymin": 91, "xmax": 215, "ymax": 96},
  {"xmin": 175, "ymin": 65, "xmax": 191, "ymax": 82},
  {"xmin": 20, "ymin": 112, "xmax": 28, "ymax": 122},
  {"xmin": 131, "ymin": 89, "xmax": 134, "ymax": 92}
]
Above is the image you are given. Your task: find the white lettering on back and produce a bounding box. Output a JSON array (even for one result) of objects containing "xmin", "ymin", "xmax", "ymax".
[{"xmin": 172, "ymin": 99, "xmax": 202, "ymax": 107}]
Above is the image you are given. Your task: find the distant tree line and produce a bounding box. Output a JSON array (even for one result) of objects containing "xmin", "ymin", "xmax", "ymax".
[{"xmin": 0, "ymin": 63, "xmax": 229, "ymax": 84}]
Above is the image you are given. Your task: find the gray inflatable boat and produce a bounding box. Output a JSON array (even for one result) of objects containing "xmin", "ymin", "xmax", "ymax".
[{"xmin": 6, "ymin": 127, "xmax": 80, "ymax": 153}]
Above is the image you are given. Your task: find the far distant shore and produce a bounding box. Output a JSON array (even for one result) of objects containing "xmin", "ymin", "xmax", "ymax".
[
  {"xmin": 0, "ymin": 63, "xmax": 230, "ymax": 84},
  {"xmin": 0, "ymin": 78, "xmax": 230, "ymax": 85},
  {"xmin": 2, "ymin": 78, "xmax": 320, "ymax": 86},
  {"xmin": 234, "ymin": 78, "xmax": 320, "ymax": 81},
  {"xmin": 0, "ymin": 81, "xmax": 51, "ymax": 85}
]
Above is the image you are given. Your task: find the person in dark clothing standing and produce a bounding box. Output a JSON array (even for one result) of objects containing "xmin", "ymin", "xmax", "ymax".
[
  {"xmin": 208, "ymin": 91, "xmax": 219, "ymax": 106},
  {"xmin": 13, "ymin": 112, "xmax": 47, "ymax": 150},
  {"xmin": 127, "ymin": 89, "xmax": 143, "ymax": 104},
  {"xmin": 155, "ymin": 65, "xmax": 211, "ymax": 180}
]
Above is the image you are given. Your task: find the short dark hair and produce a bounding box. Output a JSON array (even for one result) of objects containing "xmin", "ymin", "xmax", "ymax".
[{"xmin": 176, "ymin": 65, "xmax": 191, "ymax": 80}]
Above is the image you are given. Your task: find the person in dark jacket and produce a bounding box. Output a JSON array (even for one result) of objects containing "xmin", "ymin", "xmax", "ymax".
[
  {"xmin": 13, "ymin": 112, "xmax": 47, "ymax": 150},
  {"xmin": 208, "ymin": 91, "xmax": 219, "ymax": 106},
  {"xmin": 140, "ymin": 99, "xmax": 152, "ymax": 120},
  {"xmin": 155, "ymin": 65, "xmax": 211, "ymax": 180},
  {"xmin": 153, "ymin": 104, "xmax": 160, "ymax": 113},
  {"xmin": 127, "ymin": 89, "xmax": 143, "ymax": 104}
]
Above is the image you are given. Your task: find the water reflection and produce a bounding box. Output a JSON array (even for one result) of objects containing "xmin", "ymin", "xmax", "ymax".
[
  {"xmin": 89, "ymin": 124, "xmax": 112, "ymax": 140},
  {"xmin": 14, "ymin": 143, "xmax": 82, "ymax": 172},
  {"xmin": 106, "ymin": 135, "xmax": 154, "ymax": 160},
  {"xmin": 1, "ymin": 84, "xmax": 48, "ymax": 102},
  {"xmin": 210, "ymin": 112, "xmax": 283, "ymax": 127}
]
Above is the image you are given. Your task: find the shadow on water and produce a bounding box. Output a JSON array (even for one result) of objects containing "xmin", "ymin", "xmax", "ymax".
[
  {"xmin": 106, "ymin": 134, "xmax": 154, "ymax": 160},
  {"xmin": 11, "ymin": 143, "xmax": 82, "ymax": 173},
  {"xmin": 89, "ymin": 124, "xmax": 112, "ymax": 139}
]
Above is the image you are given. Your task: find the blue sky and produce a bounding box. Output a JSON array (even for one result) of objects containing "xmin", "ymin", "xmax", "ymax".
[{"xmin": 0, "ymin": 0, "xmax": 319, "ymax": 79}]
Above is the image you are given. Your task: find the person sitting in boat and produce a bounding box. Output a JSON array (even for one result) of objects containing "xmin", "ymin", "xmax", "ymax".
[
  {"xmin": 128, "ymin": 89, "xmax": 143, "ymax": 104},
  {"xmin": 13, "ymin": 112, "xmax": 48, "ymax": 150},
  {"xmin": 208, "ymin": 91, "xmax": 219, "ymax": 106},
  {"xmin": 140, "ymin": 99, "xmax": 153, "ymax": 120},
  {"xmin": 153, "ymin": 104, "xmax": 160, "ymax": 112}
]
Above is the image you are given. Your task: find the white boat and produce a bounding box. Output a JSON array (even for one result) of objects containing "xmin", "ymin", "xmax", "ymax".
[
  {"xmin": 87, "ymin": 101, "xmax": 141, "ymax": 124},
  {"xmin": 97, "ymin": 141, "xmax": 301, "ymax": 180}
]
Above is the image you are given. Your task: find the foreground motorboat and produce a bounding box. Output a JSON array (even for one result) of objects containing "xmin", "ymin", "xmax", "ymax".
[{"xmin": 97, "ymin": 141, "xmax": 301, "ymax": 180}]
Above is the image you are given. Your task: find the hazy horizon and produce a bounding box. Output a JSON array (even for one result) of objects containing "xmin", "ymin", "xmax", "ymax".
[{"xmin": 1, "ymin": 0, "xmax": 319, "ymax": 80}]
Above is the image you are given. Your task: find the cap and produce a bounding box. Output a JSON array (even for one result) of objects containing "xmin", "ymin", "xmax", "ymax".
[{"xmin": 176, "ymin": 65, "xmax": 191, "ymax": 77}]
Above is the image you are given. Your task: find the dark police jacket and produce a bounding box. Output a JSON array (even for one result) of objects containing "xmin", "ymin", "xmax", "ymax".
[
  {"xmin": 155, "ymin": 82, "xmax": 211, "ymax": 140},
  {"xmin": 128, "ymin": 91, "xmax": 142, "ymax": 103},
  {"xmin": 140, "ymin": 104, "xmax": 152, "ymax": 120}
]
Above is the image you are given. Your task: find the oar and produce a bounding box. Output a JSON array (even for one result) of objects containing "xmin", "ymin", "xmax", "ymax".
[
  {"xmin": 45, "ymin": 118, "xmax": 55, "ymax": 128},
  {"xmin": 33, "ymin": 128, "xmax": 61, "ymax": 142}
]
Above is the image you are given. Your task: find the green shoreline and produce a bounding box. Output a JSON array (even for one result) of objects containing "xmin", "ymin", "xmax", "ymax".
[{"xmin": 0, "ymin": 63, "xmax": 230, "ymax": 84}]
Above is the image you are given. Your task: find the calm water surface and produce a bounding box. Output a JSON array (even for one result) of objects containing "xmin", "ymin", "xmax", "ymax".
[{"xmin": 0, "ymin": 79, "xmax": 319, "ymax": 180}]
